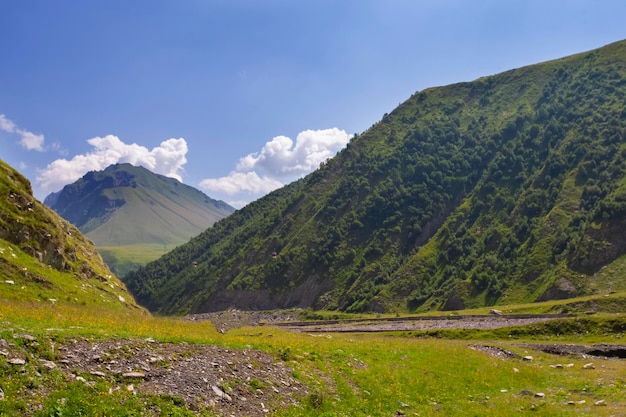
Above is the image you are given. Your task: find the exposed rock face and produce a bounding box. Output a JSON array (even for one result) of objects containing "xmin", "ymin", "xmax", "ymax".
[
  {"xmin": 194, "ymin": 277, "xmax": 334, "ymax": 313},
  {"xmin": 538, "ymin": 277, "xmax": 578, "ymax": 302},
  {"xmin": 569, "ymin": 218, "xmax": 626, "ymax": 274}
]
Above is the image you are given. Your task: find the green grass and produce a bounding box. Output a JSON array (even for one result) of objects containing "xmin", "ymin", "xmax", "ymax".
[
  {"xmin": 1, "ymin": 299, "xmax": 625, "ymax": 416},
  {"xmin": 591, "ymin": 253, "xmax": 626, "ymax": 293},
  {"xmin": 98, "ymin": 243, "xmax": 176, "ymax": 277},
  {"xmin": 0, "ymin": 240, "xmax": 140, "ymax": 313}
]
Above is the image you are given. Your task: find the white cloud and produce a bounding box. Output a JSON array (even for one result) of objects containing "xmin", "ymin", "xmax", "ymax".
[
  {"xmin": 0, "ymin": 114, "xmax": 17, "ymax": 132},
  {"xmin": 36, "ymin": 135, "xmax": 188, "ymax": 192},
  {"xmin": 199, "ymin": 128, "xmax": 351, "ymax": 207},
  {"xmin": 17, "ymin": 129, "xmax": 45, "ymax": 151},
  {"xmin": 236, "ymin": 128, "xmax": 351, "ymax": 177},
  {"xmin": 200, "ymin": 171, "xmax": 283, "ymax": 195},
  {"xmin": 0, "ymin": 114, "xmax": 45, "ymax": 151}
]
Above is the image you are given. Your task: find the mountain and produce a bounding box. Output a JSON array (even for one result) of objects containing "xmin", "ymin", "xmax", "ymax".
[
  {"xmin": 44, "ymin": 163, "xmax": 234, "ymax": 276},
  {"xmin": 0, "ymin": 159, "xmax": 142, "ymax": 311},
  {"xmin": 125, "ymin": 40, "xmax": 626, "ymax": 315}
]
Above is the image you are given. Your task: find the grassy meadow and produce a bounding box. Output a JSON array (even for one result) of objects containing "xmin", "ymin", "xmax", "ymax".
[
  {"xmin": 1, "ymin": 297, "xmax": 625, "ymax": 416},
  {"xmin": 98, "ymin": 243, "xmax": 177, "ymax": 278}
]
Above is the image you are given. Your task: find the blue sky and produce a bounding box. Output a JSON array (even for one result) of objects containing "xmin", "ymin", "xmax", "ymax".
[{"xmin": 2, "ymin": 0, "xmax": 625, "ymax": 208}]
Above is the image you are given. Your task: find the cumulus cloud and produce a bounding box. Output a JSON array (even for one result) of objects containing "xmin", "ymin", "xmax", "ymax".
[
  {"xmin": 36, "ymin": 135, "xmax": 188, "ymax": 192},
  {"xmin": 199, "ymin": 128, "xmax": 351, "ymax": 206},
  {"xmin": 0, "ymin": 114, "xmax": 45, "ymax": 151},
  {"xmin": 200, "ymin": 171, "xmax": 284, "ymax": 195},
  {"xmin": 236, "ymin": 128, "xmax": 351, "ymax": 177}
]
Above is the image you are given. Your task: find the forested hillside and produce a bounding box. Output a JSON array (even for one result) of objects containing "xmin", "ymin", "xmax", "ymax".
[{"xmin": 125, "ymin": 40, "xmax": 626, "ymax": 315}]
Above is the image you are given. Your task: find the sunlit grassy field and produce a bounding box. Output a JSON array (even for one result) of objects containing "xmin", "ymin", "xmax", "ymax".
[
  {"xmin": 98, "ymin": 243, "xmax": 176, "ymax": 278},
  {"xmin": 1, "ymin": 299, "xmax": 625, "ymax": 416}
]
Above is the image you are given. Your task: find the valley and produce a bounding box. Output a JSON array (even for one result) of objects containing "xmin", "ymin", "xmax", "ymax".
[{"xmin": 2, "ymin": 38, "xmax": 626, "ymax": 416}]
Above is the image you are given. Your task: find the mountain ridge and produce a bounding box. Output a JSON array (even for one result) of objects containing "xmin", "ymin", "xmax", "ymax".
[
  {"xmin": 45, "ymin": 163, "xmax": 234, "ymax": 275},
  {"xmin": 125, "ymin": 39, "xmax": 626, "ymax": 315}
]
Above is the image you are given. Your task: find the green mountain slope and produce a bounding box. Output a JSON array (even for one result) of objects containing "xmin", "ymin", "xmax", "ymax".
[
  {"xmin": 0, "ymin": 159, "xmax": 143, "ymax": 311},
  {"xmin": 125, "ymin": 39, "xmax": 626, "ymax": 315},
  {"xmin": 45, "ymin": 163, "xmax": 234, "ymax": 276}
]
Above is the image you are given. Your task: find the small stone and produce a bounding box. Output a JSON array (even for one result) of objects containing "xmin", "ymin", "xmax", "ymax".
[
  {"xmin": 0, "ymin": 387, "xmax": 4, "ymax": 401},
  {"xmin": 76, "ymin": 376, "xmax": 87, "ymax": 383},
  {"xmin": 550, "ymin": 364, "xmax": 563, "ymax": 368},
  {"xmin": 122, "ymin": 371, "xmax": 145, "ymax": 378},
  {"xmin": 519, "ymin": 389, "xmax": 534, "ymax": 396},
  {"xmin": 13, "ymin": 334, "xmax": 35, "ymax": 342},
  {"xmin": 513, "ymin": 368, "xmax": 519, "ymax": 373},
  {"xmin": 522, "ymin": 356, "xmax": 533, "ymax": 361},
  {"xmin": 90, "ymin": 371, "xmax": 106, "ymax": 377},
  {"xmin": 577, "ymin": 400, "xmax": 586, "ymax": 405},
  {"xmin": 594, "ymin": 400, "xmax": 607, "ymax": 406},
  {"xmin": 566, "ymin": 401, "xmax": 575, "ymax": 405},
  {"xmin": 583, "ymin": 363, "xmax": 595, "ymax": 369},
  {"xmin": 500, "ymin": 389, "xmax": 508, "ymax": 393},
  {"xmin": 0, "ymin": 350, "xmax": 8, "ymax": 357},
  {"xmin": 126, "ymin": 384, "xmax": 135, "ymax": 392},
  {"xmin": 564, "ymin": 363, "xmax": 574, "ymax": 368},
  {"xmin": 118, "ymin": 295, "xmax": 126, "ymax": 303},
  {"xmin": 8, "ymin": 358, "xmax": 26, "ymax": 365},
  {"xmin": 39, "ymin": 359, "xmax": 56, "ymax": 370},
  {"xmin": 211, "ymin": 385, "xmax": 232, "ymax": 402},
  {"xmin": 534, "ymin": 392, "xmax": 545, "ymax": 398},
  {"xmin": 5, "ymin": 280, "xmax": 14, "ymax": 285}
]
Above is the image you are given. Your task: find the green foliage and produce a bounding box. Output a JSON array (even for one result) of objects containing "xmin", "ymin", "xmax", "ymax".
[{"xmin": 126, "ymin": 40, "xmax": 626, "ymax": 315}]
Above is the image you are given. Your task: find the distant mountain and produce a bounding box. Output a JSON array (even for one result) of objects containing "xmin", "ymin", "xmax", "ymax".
[
  {"xmin": 0, "ymin": 159, "xmax": 142, "ymax": 311},
  {"xmin": 125, "ymin": 40, "xmax": 626, "ymax": 315},
  {"xmin": 45, "ymin": 163, "xmax": 234, "ymax": 276}
]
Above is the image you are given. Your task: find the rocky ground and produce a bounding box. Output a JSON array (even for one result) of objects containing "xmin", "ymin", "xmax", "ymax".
[
  {"xmin": 57, "ymin": 338, "xmax": 304, "ymax": 416},
  {"xmin": 2, "ymin": 334, "xmax": 305, "ymax": 417},
  {"xmin": 2, "ymin": 312, "xmax": 625, "ymax": 416},
  {"xmin": 274, "ymin": 315, "xmax": 562, "ymax": 333}
]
